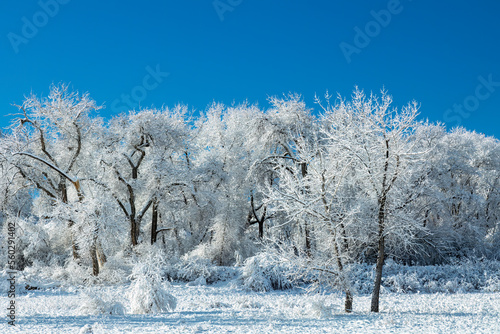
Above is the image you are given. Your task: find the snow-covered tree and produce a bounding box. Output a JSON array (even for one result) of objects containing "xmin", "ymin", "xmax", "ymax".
[
  {"xmin": 420, "ymin": 128, "xmax": 500, "ymax": 260},
  {"xmin": 1, "ymin": 83, "xmax": 498, "ymax": 306},
  {"xmin": 96, "ymin": 107, "xmax": 190, "ymax": 249},
  {"xmin": 189, "ymin": 103, "xmax": 264, "ymax": 265},
  {"xmin": 6, "ymin": 84, "xmax": 105, "ymax": 274},
  {"xmin": 265, "ymin": 128, "xmax": 358, "ymax": 312},
  {"xmin": 318, "ymin": 89, "xmax": 428, "ymax": 312}
]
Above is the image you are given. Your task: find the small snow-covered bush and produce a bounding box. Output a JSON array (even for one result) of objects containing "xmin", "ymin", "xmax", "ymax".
[
  {"xmin": 78, "ymin": 291, "xmax": 125, "ymax": 315},
  {"xmin": 79, "ymin": 324, "xmax": 93, "ymax": 334},
  {"xmin": 234, "ymin": 296, "xmax": 263, "ymax": 309},
  {"xmin": 50, "ymin": 261, "xmax": 94, "ymax": 286},
  {"xmin": 240, "ymin": 253, "xmax": 295, "ymax": 292},
  {"xmin": 128, "ymin": 278, "xmax": 177, "ymax": 314},
  {"xmin": 128, "ymin": 246, "xmax": 177, "ymax": 314},
  {"xmin": 170, "ymin": 255, "xmax": 238, "ymax": 284},
  {"xmin": 175, "ymin": 255, "xmax": 213, "ymax": 282},
  {"xmin": 484, "ymin": 276, "xmax": 500, "ymax": 292},
  {"xmin": 94, "ymin": 256, "xmax": 130, "ymax": 285},
  {"xmin": 2, "ymin": 216, "xmax": 56, "ymax": 270},
  {"xmin": 305, "ymin": 295, "xmax": 338, "ymax": 319}
]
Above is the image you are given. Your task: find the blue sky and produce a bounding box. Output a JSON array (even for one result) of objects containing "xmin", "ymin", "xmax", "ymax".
[{"xmin": 1, "ymin": 0, "xmax": 499, "ymax": 138}]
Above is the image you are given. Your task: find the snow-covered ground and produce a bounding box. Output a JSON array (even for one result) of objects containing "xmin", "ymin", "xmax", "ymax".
[{"xmin": 2, "ymin": 283, "xmax": 499, "ymax": 333}]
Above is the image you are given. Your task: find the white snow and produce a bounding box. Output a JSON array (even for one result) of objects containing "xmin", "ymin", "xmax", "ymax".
[{"xmin": 1, "ymin": 283, "xmax": 499, "ymax": 333}]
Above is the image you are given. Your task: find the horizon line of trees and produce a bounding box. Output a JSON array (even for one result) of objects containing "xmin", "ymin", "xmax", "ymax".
[{"xmin": 1, "ymin": 84, "xmax": 499, "ymax": 312}]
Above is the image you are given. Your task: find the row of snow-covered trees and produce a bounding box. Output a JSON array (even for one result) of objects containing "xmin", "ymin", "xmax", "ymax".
[{"xmin": 1, "ymin": 85, "xmax": 499, "ymax": 309}]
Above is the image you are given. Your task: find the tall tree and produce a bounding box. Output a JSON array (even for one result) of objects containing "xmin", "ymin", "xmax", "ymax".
[
  {"xmin": 7, "ymin": 84, "xmax": 106, "ymax": 274},
  {"xmin": 266, "ymin": 129, "xmax": 357, "ymax": 312},
  {"xmin": 320, "ymin": 89, "xmax": 426, "ymax": 312}
]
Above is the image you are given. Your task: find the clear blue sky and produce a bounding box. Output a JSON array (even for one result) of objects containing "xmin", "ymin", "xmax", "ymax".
[{"xmin": 1, "ymin": 0, "xmax": 499, "ymax": 138}]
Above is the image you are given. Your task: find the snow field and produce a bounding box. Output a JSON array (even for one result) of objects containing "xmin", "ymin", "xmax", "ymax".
[{"xmin": 1, "ymin": 283, "xmax": 499, "ymax": 333}]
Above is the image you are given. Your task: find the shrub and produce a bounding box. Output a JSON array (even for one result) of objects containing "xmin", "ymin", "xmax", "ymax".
[
  {"xmin": 78, "ymin": 291, "xmax": 125, "ymax": 315},
  {"xmin": 240, "ymin": 253, "xmax": 295, "ymax": 292},
  {"xmin": 169, "ymin": 254, "xmax": 238, "ymax": 284},
  {"xmin": 128, "ymin": 246, "xmax": 177, "ymax": 314}
]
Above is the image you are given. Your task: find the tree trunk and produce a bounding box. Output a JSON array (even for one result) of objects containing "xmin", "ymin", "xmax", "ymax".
[
  {"xmin": 371, "ymin": 196, "xmax": 387, "ymax": 312},
  {"xmin": 371, "ymin": 235, "xmax": 385, "ymax": 312},
  {"xmin": 371, "ymin": 140, "xmax": 392, "ymax": 313},
  {"xmin": 304, "ymin": 220, "xmax": 312, "ymax": 257},
  {"xmin": 71, "ymin": 237, "xmax": 79, "ymax": 260},
  {"xmin": 90, "ymin": 243, "xmax": 99, "ymax": 276},
  {"xmin": 67, "ymin": 220, "xmax": 80, "ymax": 260},
  {"xmin": 59, "ymin": 180, "xmax": 68, "ymax": 204},
  {"xmin": 331, "ymin": 226, "xmax": 353, "ymax": 313},
  {"xmin": 345, "ymin": 290, "xmax": 353, "ymax": 313},
  {"xmin": 130, "ymin": 218, "xmax": 138, "ymax": 246},
  {"xmin": 61, "ymin": 181, "xmax": 81, "ymax": 261},
  {"xmin": 96, "ymin": 241, "xmax": 107, "ymax": 268},
  {"xmin": 151, "ymin": 201, "xmax": 158, "ymax": 244}
]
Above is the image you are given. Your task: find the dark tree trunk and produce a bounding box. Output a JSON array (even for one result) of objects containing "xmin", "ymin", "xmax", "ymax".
[
  {"xmin": 151, "ymin": 201, "xmax": 158, "ymax": 244},
  {"xmin": 371, "ymin": 140, "xmax": 392, "ymax": 313},
  {"xmin": 249, "ymin": 194, "xmax": 268, "ymax": 240},
  {"xmin": 371, "ymin": 196, "xmax": 387, "ymax": 312},
  {"xmin": 345, "ymin": 290, "xmax": 353, "ymax": 313},
  {"xmin": 371, "ymin": 235, "xmax": 385, "ymax": 312},
  {"xmin": 301, "ymin": 160, "xmax": 312, "ymax": 256},
  {"xmin": 59, "ymin": 180, "xmax": 68, "ymax": 204},
  {"xmin": 304, "ymin": 220, "xmax": 312, "ymax": 257},
  {"xmin": 130, "ymin": 218, "xmax": 138, "ymax": 246},
  {"xmin": 90, "ymin": 243, "xmax": 99, "ymax": 276},
  {"xmin": 132, "ymin": 166, "xmax": 138, "ymax": 179}
]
